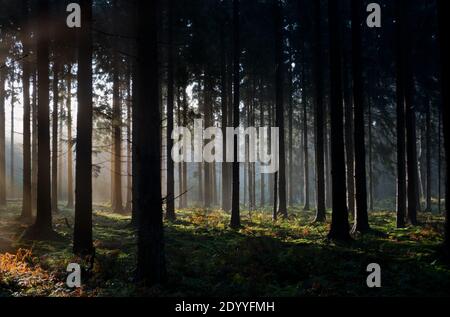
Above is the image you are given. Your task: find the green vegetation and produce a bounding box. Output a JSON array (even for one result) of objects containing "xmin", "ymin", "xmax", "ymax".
[{"xmin": 1, "ymin": 203, "xmax": 449, "ymax": 297}]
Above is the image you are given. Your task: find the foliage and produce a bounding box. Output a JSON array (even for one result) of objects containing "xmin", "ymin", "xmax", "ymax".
[{"xmin": 1, "ymin": 203, "xmax": 450, "ymax": 297}]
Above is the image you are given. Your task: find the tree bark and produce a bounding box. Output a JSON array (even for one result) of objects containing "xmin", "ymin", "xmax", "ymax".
[
  {"xmin": 166, "ymin": 0, "xmax": 175, "ymax": 220},
  {"xmin": 51, "ymin": 61, "xmax": 59, "ymax": 213},
  {"xmin": 312, "ymin": 0, "xmax": 326, "ymax": 222},
  {"xmin": 327, "ymin": 0, "xmax": 351, "ymax": 241},
  {"xmin": 230, "ymin": 0, "xmax": 241, "ymax": 229},
  {"xmin": 0, "ymin": 44, "xmax": 6, "ymax": 208},
  {"xmin": 66, "ymin": 65, "xmax": 74, "ymax": 208},
  {"xmin": 274, "ymin": 0, "xmax": 287, "ymax": 218},
  {"xmin": 351, "ymin": 0, "xmax": 370, "ymax": 234},
  {"xmin": 395, "ymin": 0, "xmax": 407, "ymax": 228},
  {"xmin": 73, "ymin": 0, "xmax": 94, "ymax": 254},
  {"xmin": 135, "ymin": 0, "xmax": 167, "ymax": 285}
]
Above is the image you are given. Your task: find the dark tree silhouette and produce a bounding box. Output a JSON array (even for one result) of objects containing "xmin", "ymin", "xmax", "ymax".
[
  {"xmin": 73, "ymin": 0, "xmax": 94, "ymax": 254},
  {"xmin": 274, "ymin": 0, "xmax": 287, "ymax": 219},
  {"xmin": 312, "ymin": 0, "xmax": 326, "ymax": 222},
  {"xmin": 438, "ymin": 0, "xmax": 450, "ymax": 254},
  {"xmin": 166, "ymin": 0, "xmax": 175, "ymax": 221},
  {"xmin": 327, "ymin": 0, "xmax": 351, "ymax": 241},
  {"xmin": 21, "ymin": 0, "xmax": 32, "ymax": 220},
  {"xmin": 395, "ymin": 0, "xmax": 407, "ymax": 228},
  {"xmin": 25, "ymin": 0, "xmax": 55, "ymax": 239},
  {"xmin": 135, "ymin": 0, "xmax": 167, "ymax": 285},
  {"xmin": 230, "ymin": 0, "xmax": 241, "ymax": 229},
  {"xmin": 351, "ymin": 0, "xmax": 369, "ymax": 234}
]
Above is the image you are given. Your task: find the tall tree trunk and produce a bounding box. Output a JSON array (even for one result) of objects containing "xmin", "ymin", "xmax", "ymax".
[
  {"xmin": 26, "ymin": 0, "xmax": 54, "ymax": 238},
  {"xmin": 288, "ymin": 61, "xmax": 294, "ymax": 207},
  {"xmin": 73, "ymin": 0, "xmax": 94, "ymax": 254},
  {"xmin": 220, "ymin": 26, "xmax": 230, "ymax": 212},
  {"xmin": 182, "ymin": 87, "xmax": 188, "ymax": 208},
  {"xmin": 327, "ymin": 0, "xmax": 351, "ymax": 241},
  {"xmin": 438, "ymin": 0, "xmax": 450, "ymax": 255},
  {"xmin": 351, "ymin": 0, "xmax": 369, "ymax": 233},
  {"xmin": 312, "ymin": 0, "xmax": 326, "ymax": 222},
  {"xmin": 126, "ymin": 65, "xmax": 132, "ymax": 213},
  {"xmin": 51, "ymin": 61, "xmax": 59, "ymax": 213},
  {"xmin": 0, "ymin": 48, "xmax": 6, "ymax": 208},
  {"xmin": 260, "ymin": 103, "xmax": 265, "ymax": 207},
  {"xmin": 21, "ymin": 0, "xmax": 32, "ymax": 219},
  {"xmin": 426, "ymin": 100, "xmax": 432, "ymax": 212},
  {"xmin": 135, "ymin": 0, "xmax": 167, "ymax": 285},
  {"xmin": 111, "ymin": 0, "xmax": 123, "ymax": 214},
  {"xmin": 31, "ymin": 71, "xmax": 37, "ymax": 211},
  {"xmin": 302, "ymin": 59, "xmax": 310, "ymax": 211},
  {"xmin": 368, "ymin": 98, "xmax": 374, "ymax": 211},
  {"xmin": 274, "ymin": 0, "xmax": 287, "ymax": 218},
  {"xmin": 395, "ymin": 0, "xmax": 407, "ymax": 228},
  {"xmin": 66, "ymin": 65, "xmax": 74, "ymax": 208},
  {"xmin": 230, "ymin": 0, "xmax": 241, "ymax": 229},
  {"xmin": 166, "ymin": 0, "xmax": 175, "ymax": 220},
  {"xmin": 10, "ymin": 64, "xmax": 15, "ymax": 199}
]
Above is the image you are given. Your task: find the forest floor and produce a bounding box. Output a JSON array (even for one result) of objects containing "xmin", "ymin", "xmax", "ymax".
[{"xmin": 1, "ymin": 202, "xmax": 450, "ymax": 297}]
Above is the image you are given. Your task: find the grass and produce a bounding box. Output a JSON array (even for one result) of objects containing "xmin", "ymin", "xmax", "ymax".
[{"xmin": 1, "ymin": 202, "xmax": 450, "ymax": 297}]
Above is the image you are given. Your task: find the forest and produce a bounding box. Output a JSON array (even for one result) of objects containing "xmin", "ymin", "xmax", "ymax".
[{"xmin": 1, "ymin": 0, "xmax": 450, "ymax": 299}]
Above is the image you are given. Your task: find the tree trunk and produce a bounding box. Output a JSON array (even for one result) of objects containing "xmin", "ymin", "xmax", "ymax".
[
  {"xmin": 0, "ymin": 48, "xmax": 6, "ymax": 208},
  {"xmin": 26, "ymin": 0, "xmax": 54, "ymax": 239},
  {"xmin": 166, "ymin": 0, "xmax": 175, "ymax": 220},
  {"xmin": 10, "ymin": 63, "xmax": 15, "ymax": 199},
  {"xmin": 230, "ymin": 0, "xmax": 241, "ymax": 229},
  {"xmin": 21, "ymin": 0, "xmax": 32, "ymax": 220},
  {"xmin": 351, "ymin": 0, "xmax": 369, "ymax": 234},
  {"xmin": 395, "ymin": 0, "xmax": 407, "ymax": 228},
  {"xmin": 126, "ymin": 64, "xmax": 132, "ymax": 212},
  {"xmin": 135, "ymin": 0, "xmax": 167, "ymax": 285},
  {"xmin": 73, "ymin": 0, "xmax": 94, "ymax": 254},
  {"xmin": 368, "ymin": 99, "xmax": 374, "ymax": 211},
  {"xmin": 274, "ymin": 0, "xmax": 287, "ymax": 218},
  {"xmin": 327, "ymin": 0, "xmax": 351, "ymax": 241},
  {"xmin": 425, "ymin": 100, "xmax": 432, "ymax": 212},
  {"xmin": 312, "ymin": 0, "xmax": 326, "ymax": 222},
  {"xmin": 65, "ymin": 65, "xmax": 74, "ymax": 209},
  {"xmin": 51, "ymin": 61, "xmax": 59, "ymax": 213}
]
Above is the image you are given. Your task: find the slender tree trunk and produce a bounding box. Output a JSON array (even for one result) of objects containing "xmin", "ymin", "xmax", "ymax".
[
  {"xmin": 368, "ymin": 99, "xmax": 374, "ymax": 211},
  {"xmin": 51, "ymin": 61, "xmax": 59, "ymax": 213},
  {"xmin": 230, "ymin": 0, "xmax": 241, "ymax": 229},
  {"xmin": 260, "ymin": 103, "xmax": 265, "ymax": 207},
  {"xmin": 21, "ymin": 1, "xmax": 32, "ymax": 219},
  {"xmin": 111, "ymin": 0, "xmax": 123, "ymax": 214},
  {"xmin": 425, "ymin": 100, "xmax": 432, "ymax": 212},
  {"xmin": 312, "ymin": 0, "xmax": 326, "ymax": 222},
  {"xmin": 438, "ymin": 0, "xmax": 450, "ymax": 254},
  {"xmin": 73, "ymin": 0, "xmax": 94, "ymax": 254},
  {"xmin": 327, "ymin": 0, "xmax": 351, "ymax": 241},
  {"xmin": 288, "ymin": 61, "xmax": 294, "ymax": 207},
  {"xmin": 221, "ymin": 27, "xmax": 230, "ymax": 212},
  {"xmin": 0, "ymin": 50, "xmax": 6, "ymax": 208},
  {"xmin": 31, "ymin": 71, "xmax": 37, "ymax": 212},
  {"xmin": 351, "ymin": 0, "xmax": 369, "ymax": 233},
  {"xmin": 135, "ymin": 0, "xmax": 167, "ymax": 285},
  {"xmin": 395, "ymin": 0, "xmax": 407, "ymax": 228},
  {"xmin": 126, "ymin": 64, "xmax": 132, "ymax": 212},
  {"xmin": 182, "ymin": 87, "xmax": 188, "ymax": 208},
  {"xmin": 26, "ymin": 0, "xmax": 54, "ymax": 238},
  {"xmin": 166, "ymin": 0, "xmax": 175, "ymax": 220},
  {"xmin": 302, "ymin": 62, "xmax": 310, "ymax": 211},
  {"xmin": 274, "ymin": 0, "xmax": 287, "ymax": 218},
  {"xmin": 10, "ymin": 64, "xmax": 15, "ymax": 199},
  {"xmin": 66, "ymin": 65, "xmax": 74, "ymax": 208}
]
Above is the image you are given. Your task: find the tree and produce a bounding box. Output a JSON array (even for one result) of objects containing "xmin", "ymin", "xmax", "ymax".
[
  {"xmin": 135, "ymin": 0, "xmax": 167, "ymax": 285},
  {"xmin": 230, "ymin": 0, "xmax": 241, "ymax": 229},
  {"xmin": 395, "ymin": 0, "xmax": 407, "ymax": 229},
  {"xmin": 437, "ymin": 0, "xmax": 450, "ymax": 255},
  {"xmin": 73, "ymin": 0, "xmax": 94, "ymax": 254},
  {"xmin": 327, "ymin": 0, "xmax": 351, "ymax": 241},
  {"xmin": 51, "ymin": 60, "xmax": 59, "ymax": 213},
  {"xmin": 21, "ymin": 0, "xmax": 32, "ymax": 220},
  {"xmin": 351, "ymin": 0, "xmax": 370, "ymax": 234},
  {"xmin": 274, "ymin": 0, "xmax": 287, "ymax": 219},
  {"xmin": 25, "ymin": 0, "xmax": 55, "ymax": 239},
  {"xmin": 66, "ymin": 64, "xmax": 74, "ymax": 208},
  {"xmin": 166, "ymin": 0, "xmax": 175, "ymax": 221},
  {"xmin": 312, "ymin": 0, "xmax": 326, "ymax": 222},
  {"xmin": 0, "ymin": 40, "xmax": 5, "ymax": 209}
]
